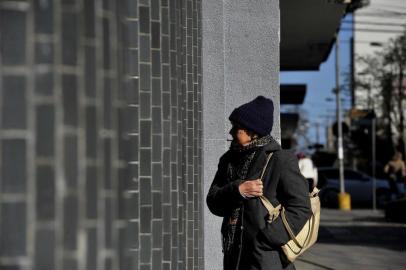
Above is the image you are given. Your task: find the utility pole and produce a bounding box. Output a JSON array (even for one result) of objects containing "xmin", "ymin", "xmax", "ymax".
[
  {"xmin": 371, "ymin": 99, "xmax": 376, "ymax": 211},
  {"xmin": 372, "ymin": 115, "xmax": 376, "ymax": 210},
  {"xmin": 350, "ymin": 12, "xmax": 355, "ymax": 108},
  {"xmin": 336, "ymin": 34, "xmax": 350, "ymax": 210}
]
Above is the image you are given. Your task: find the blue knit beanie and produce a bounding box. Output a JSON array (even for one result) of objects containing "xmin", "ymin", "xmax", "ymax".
[{"xmin": 229, "ymin": 96, "xmax": 274, "ymax": 137}]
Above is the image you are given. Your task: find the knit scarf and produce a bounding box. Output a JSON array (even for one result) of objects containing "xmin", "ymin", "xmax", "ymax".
[
  {"xmin": 230, "ymin": 134, "xmax": 273, "ymax": 153},
  {"xmin": 223, "ymin": 135, "xmax": 273, "ymax": 255}
]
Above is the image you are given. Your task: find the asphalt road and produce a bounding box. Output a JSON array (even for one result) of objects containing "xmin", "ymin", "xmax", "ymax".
[{"xmin": 295, "ymin": 209, "xmax": 406, "ymax": 270}]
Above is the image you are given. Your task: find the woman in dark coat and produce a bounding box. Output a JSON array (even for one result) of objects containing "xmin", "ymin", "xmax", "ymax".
[{"xmin": 206, "ymin": 96, "xmax": 311, "ymax": 270}]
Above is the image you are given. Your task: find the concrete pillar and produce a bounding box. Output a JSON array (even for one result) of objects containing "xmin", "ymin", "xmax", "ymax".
[{"xmin": 202, "ymin": 0, "xmax": 280, "ymax": 269}]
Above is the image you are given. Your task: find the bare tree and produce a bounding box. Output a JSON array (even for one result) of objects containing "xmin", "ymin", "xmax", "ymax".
[
  {"xmin": 353, "ymin": 29, "xmax": 406, "ymax": 158},
  {"xmin": 382, "ymin": 30, "xmax": 406, "ymax": 157},
  {"xmin": 355, "ymin": 54, "xmax": 384, "ymax": 110}
]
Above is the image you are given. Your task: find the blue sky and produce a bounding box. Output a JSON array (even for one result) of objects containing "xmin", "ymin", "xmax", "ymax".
[{"xmin": 280, "ymin": 14, "xmax": 353, "ymax": 148}]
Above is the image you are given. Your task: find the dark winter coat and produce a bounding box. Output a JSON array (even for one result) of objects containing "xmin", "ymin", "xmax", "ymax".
[{"xmin": 206, "ymin": 139, "xmax": 312, "ymax": 270}]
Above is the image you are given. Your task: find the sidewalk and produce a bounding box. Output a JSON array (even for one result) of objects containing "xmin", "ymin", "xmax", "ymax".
[{"xmin": 295, "ymin": 209, "xmax": 406, "ymax": 270}]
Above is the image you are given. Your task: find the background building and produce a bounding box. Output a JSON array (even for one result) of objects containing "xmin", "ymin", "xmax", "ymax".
[
  {"xmin": 351, "ymin": 0, "xmax": 406, "ymax": 172},
  {"xmin": 354, "ymin": 0, "xmax": 406, "ymax": 109}
]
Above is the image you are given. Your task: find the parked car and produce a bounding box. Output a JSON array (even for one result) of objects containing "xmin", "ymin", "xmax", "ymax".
[{"xmin": 317, "ymin": 167, "xmax": 391, "ymax": 208}]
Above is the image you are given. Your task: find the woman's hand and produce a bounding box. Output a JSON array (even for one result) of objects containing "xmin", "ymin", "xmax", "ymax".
[{"xmin": 238, "ymin": 179, "xmax": 263, "ymax": 198}]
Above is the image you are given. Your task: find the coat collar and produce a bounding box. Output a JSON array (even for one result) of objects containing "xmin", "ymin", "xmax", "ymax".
[{"xmin": 261, "ymin": 136, "xmax": 282, "ymax": 153}]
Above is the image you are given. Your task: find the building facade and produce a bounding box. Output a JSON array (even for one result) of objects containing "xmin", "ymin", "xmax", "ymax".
[
  {"xmin": 354, "ymin": 0, "xmax": 406, "ymax": 109},
  {"xmin": 1, "ymin": 0, "xmax": 204, "ymax": 269}
]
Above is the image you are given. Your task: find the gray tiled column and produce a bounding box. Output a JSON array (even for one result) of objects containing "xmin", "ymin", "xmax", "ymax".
[
  {"xmin": 0, "ymin": 0, "xmax": 129, "ymax": 269},
  {"xmin": 2, "ymin": 0, "xmax": 202, "ymax": 269},
  {"xmin": 202, "ymin": 0, "xmax": 280, "ymax": 269}
]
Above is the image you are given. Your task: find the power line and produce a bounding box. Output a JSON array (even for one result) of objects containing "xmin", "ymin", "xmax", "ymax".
[
  {"xmin": 358, "ymin": 8, "xmax": 406, "ymax": 16},
  {"xmin": 342, "ymin": 20, "xmax": 406, "ymax": 27},
  {"xmin": 340, "ymin": 40, "xmax": 389, "ymax": 44},
  {"xmin": 373, "ymin": 8, "xmax": 406, "ymax": 16},
  {"xmin": 354, "ymin": 12, "xmax": 406, "ymax": 18},
  {"xmin": 341, "ymin": 28, "xmax": 405, "ymax": 34},
  {"xmin": 373, "ymin": 4, "xmax": 406, "ymax": 10}
]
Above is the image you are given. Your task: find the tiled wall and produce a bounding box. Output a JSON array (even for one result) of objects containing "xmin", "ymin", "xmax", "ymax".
[{"xmin": 0, "ymin": 0, "xmax": 203, "ymax": 270}]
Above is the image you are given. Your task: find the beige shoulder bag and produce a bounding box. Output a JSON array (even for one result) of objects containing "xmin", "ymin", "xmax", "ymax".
[{"xmin": 259, "ymin": 153, "xmax": 320, "ymax": 263}]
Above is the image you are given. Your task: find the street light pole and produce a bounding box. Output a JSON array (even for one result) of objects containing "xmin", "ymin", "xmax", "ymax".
[
  {"xmin": 371, "ymin": 100, "xmax": 377, "ymax": 211},
  {"xmin": 335, "ymin": 33, "xmax": 351, "ymax": 210},
  {"xmin": 369, "ymin": 96, "xmax": 376, "ymax": 211},
  {"xmin": 336, "ymin": 34, "xmax": 346, "ymax": 196}
]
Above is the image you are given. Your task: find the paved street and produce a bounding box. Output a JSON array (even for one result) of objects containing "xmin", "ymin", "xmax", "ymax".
[{"xmin": 295, "ymin": 209, "xmax": 406, "ymax": 270}]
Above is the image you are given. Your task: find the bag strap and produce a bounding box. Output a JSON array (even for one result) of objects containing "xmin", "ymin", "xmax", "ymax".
[
  {"xmin": 259, "ymin": 153, "xmax": 282, "ymax": 223},
  {"xmin": 260, "ymin": 197, "xmax": 282, "ymax": 223},
  {"xmin": 259, "ymin": 152, "xmax": 274, "ymax": 180},
  {"xmin": 281, "ymin": 208, "xmax": 303, "ymax": 248}
]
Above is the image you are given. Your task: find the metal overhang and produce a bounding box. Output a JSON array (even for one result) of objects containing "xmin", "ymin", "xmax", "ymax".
[
  {"xmin": 280, "ymin": 0, "xmax": 348, "ymax": 71},
  {"xmin": 280, "ymin": 84, "xmax": 307, "ymax": 105}
]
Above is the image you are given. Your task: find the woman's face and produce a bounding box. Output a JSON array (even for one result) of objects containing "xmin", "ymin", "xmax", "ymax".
[{"xmin": 229, "ymin": 123, "xmax": 254, "ymax": 146}]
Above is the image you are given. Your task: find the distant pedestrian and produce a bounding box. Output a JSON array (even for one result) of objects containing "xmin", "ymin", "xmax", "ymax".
[
  {"xmin": 297, "ymin": 152, "xmax": 318, "ymax": 191},
  {"xmin": 206, "ymin": 96, "xmax": 311, "ymax": 270},
  {"xmin": 384, "ymin": 151, "xmax": 406, "ymax": 198}
]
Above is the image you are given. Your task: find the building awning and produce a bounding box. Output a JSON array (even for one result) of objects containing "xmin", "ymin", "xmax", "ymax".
[
  {"xmin": 280, "ymin": 0, "xmax": 348, "ymax": 71},
  {"xmin": 280, "ymin": 84, "xmax": 307, "ymax": 105}
]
